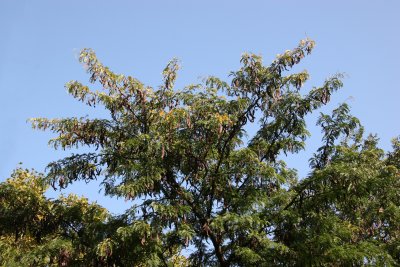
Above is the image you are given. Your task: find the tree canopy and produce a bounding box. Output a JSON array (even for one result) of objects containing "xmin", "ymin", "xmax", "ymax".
[{"xmin": 1, "ymin": 39, "xmax": 399, "ymax": 266}]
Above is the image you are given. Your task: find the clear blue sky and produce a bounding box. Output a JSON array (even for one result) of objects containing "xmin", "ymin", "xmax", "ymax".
[{"xmin": 1, "ymin": 1, "xmax": 399, "ymax": 214}]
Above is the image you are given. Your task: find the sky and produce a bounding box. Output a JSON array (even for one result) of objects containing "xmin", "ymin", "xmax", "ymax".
[{"xmin": 1, "ymin": 0, "xmax": 399, "ymax": 214}]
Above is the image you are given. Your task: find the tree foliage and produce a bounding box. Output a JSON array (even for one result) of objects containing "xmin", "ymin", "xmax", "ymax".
[
  {"xmin": 0, "ymin": 168, "xmax": 110, "ymax": 266},
  {"xmin": 1, "ymin": 39, "xmax": 399, "ymax": 266}
]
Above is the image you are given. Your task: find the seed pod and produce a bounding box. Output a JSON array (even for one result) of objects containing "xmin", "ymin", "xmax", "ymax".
[
  {"xmin": 186, "ymin": 114, "xmax": 192, "ymax": 128},
  {"xmin": 218, "ymin": 124, "xmax": 223, "ymax": 135},
  {"xmin": 59, "ymin": 176, "xmax": 65, "ymax": 188}
]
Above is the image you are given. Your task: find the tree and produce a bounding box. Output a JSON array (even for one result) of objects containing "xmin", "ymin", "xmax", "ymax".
[
  {"xmin": 275, "ymin": 110, "xmax": 400, "ymax": 265},
  {"xmin": 0, "ymin": 168, "xmax": 111, "ymax": 266},
  {"xmin": 1, "ymin": 39, "xmax": 398, "ymax": 266}
]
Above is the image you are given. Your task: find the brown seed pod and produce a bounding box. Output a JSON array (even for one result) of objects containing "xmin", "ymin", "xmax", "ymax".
[
  {"xmin": 186, "ymin": 114, "xmax": 192, "ymax": 128},
  {"xmin": 218, "ymin": 124, "xmax": 223, "ymax": 135}
]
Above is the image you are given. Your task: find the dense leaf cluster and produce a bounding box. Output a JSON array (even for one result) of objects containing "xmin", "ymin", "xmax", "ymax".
[{"xmin": 1, "ymin": 39, "xmax": 399, "ymax": 266}]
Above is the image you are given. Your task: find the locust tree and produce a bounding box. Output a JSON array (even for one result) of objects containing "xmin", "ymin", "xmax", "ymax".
[{"xmin": 23, "ymin": 39, "xmax": 400, "ymax": 266}]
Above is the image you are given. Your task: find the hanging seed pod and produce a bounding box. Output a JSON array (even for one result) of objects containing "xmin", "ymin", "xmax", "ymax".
[
  {"xmin": 186, "ymin": 114, "xmax": 192, "ymax": 128},
  {"xmin": 321, "ymin": 90, "xmax": 329, "ymax": 104},
  {"xmin": 59, "ymin": 176, "xmax": 65, "ymax": 188},
  {"xmin": 234, "ymin": 79, "xmax": 240, "ymax": 88},
  {"xmin": 202, "ymin": 223, "xmax": 210, "ymax": 237},
  {"xmin": 273, "ymin": 89, "xmax": 281, "ymax": 101},
  {"xmin": 218, "ymin": 124, "xmax": 223, "ymax": 135}
]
